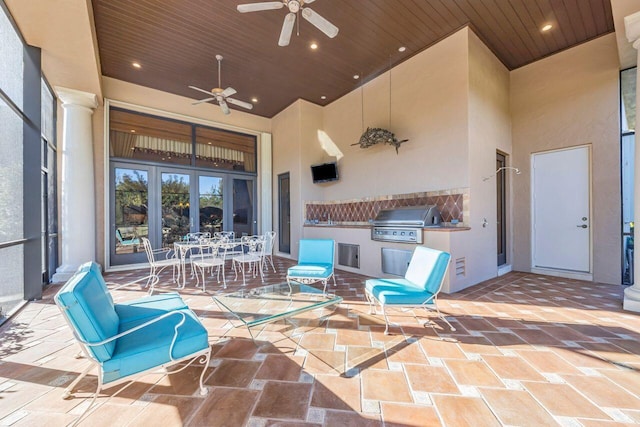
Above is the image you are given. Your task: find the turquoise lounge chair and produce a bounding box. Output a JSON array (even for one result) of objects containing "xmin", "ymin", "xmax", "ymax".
[
  {"xmin": 286, "ymin": 239, "xmax": 336, "ymax": 293},
  {"xmin": 365, "ymin": 246, "xmax": 456, "ymax": 334}
]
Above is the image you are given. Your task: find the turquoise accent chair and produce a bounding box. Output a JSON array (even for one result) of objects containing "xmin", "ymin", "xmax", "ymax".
[
  {"xmin": 365, "ymin": 246, "xmax": 456, "ymax": 334},
  {"xmin": 286, "ymin": 239, "xmax": 336, "ymax": 293},
  {"xmin": 55, "ymin": 262, "xmax": 210, "ymax": 424}
]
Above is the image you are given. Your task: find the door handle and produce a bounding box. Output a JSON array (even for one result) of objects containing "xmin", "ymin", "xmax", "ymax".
[{"xmin": 577, "ymin": 224, "xmax": 588, "ymax": 228}]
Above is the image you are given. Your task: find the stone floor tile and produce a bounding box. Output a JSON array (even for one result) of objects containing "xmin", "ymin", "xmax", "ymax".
[
  {"xmin": 480, "ymin": 388, "xmax": 557, "ymax": 426},
  {"xmin": 361, "ymin": 370, "xmax": 413, "ymax": 402},
  {"xmin": 403, "ymin": 364, "xmax": 459, "ymax": 394},
  {"xmin": 127, "ymin": 395, "xmax": 203, "ymax": 427},
  {"xmin": 517, "ymin": 350, "xmax": 582, "ymax": 375},
  {"xmin": 303, "ymin": 350, "xmax": 345, "ymax": 375},
  {"xmin": 311, "ymin": 374, "xmax": 361, "ymax": 411},
  {"xmin": 456, "ymin": 335, "xmax": 504, "ymax": 355},
  {"xmin": 214, "ymin": 337, "xmax": 259, "ymax": 359},
  {"xmin": 188, "ymin": 387, "xmax": 259, "ymax": 426},
  {"xmin": 323, "ymin": 410, "xmax": 382, "ymax": 426},
  {"xmin": 431, "ymin": 395, "xmax": 501, "ymax": 427},
  {"xmin": 205, "ymin": 359, "xmax": 262, "ymax": 387},
  {"xmin": 481, "ymin": 354, "xmax": 546, "ymax": 381},
  {"xmin": 523, "ymin": 381, "xmax": 610, "ymax": 419},
  {"xmin": 298, "ymin": 333, "xmax": 336, "ymax": 351},
  {"xmin": 252, "ymin": 382, "xmax": 312, "ymax": 420},
  {"xmin": 346, "ymin": 346, "xmax": 388, "ymax": 371},
  {"xmin": 562, "ymin": 375, "xmax": 640, "ymax": 410},
  {"xmin": 444, "ymin": 359, "xmax": 503, "ymax": 387},
  {"xmin": 419, "ymin": 336, "xmax": 466, "ymax": 359},
  {"xmin": 380, "ymin": 402, "xmax": 441, "ymax": 427},
  {"xmin": 255, "ymin": 354, "xmax": 303, "ymax": 382},
  {"xmin": 335, "ymin": 329, "xmax": 371, "ymax": 347}
]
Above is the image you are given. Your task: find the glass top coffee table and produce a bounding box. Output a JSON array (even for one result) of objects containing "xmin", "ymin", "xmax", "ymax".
[{"xmin": 212, "ymin": 283, "xmax": 342, "ymax": 340}]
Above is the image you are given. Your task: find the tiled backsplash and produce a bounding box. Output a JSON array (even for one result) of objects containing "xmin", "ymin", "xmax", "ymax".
[{"xmin": 305, "ymin": 189, "xmax": 468, "ymax": 225}]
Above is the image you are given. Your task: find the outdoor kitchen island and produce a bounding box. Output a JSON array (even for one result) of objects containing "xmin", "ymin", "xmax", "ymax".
[{"xmin": 303, "ymin": 222, "xmax": 470, "ymax": 294}]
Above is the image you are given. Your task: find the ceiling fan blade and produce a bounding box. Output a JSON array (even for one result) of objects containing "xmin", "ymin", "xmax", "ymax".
[
  {"xmin": 222, "ymin": 87, "xmax": 237, "ymax": 97},
  {"xmin": 279, "ymin": 12, "xmax": 295, "ymax": 46},
  {"xmin": 189, "ymin": 85, "xmax": 214, "ymax": 96},
  {"xmin": 192, "ymin": 97, "xmax": 215, "ymax": 105},
  {"xmin": 227, "ymin": 97, "xmax": 254, "ymax": 110},
  {"xmin": 237, "ymin": 2, "xmax": 284, "ymax": 13},
  {"xmin": 301, "ymin": 7, "xmax": 338, "ymax": 38},
  {"xmin": 303, "ymin": 0, "xmax": 316, "ymax": 3},
  {"xmin": 219, "ymin": 100, "xmax": 230, "ymax": 115}
]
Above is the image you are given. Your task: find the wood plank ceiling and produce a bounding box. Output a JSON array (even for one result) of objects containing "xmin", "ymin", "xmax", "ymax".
[{"xmin": 92, "ymin": 0, "xmax": 614, "ymax": 118}]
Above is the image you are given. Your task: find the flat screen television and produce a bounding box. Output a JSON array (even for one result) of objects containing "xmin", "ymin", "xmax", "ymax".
[{"xmin": 311, "ymin": 162, "xmax": 339, "ymax": 183}]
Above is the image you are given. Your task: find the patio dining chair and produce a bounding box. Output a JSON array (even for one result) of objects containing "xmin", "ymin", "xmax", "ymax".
[
  {"xmin": 192, "ymin": 239, "xmax": 227, "ymax": 291},
  {"xmin": 141, "ymin": 237, "xmax": 181, "ymax": 294},
  {"xmin": 365, "ymin": 245, "xmax": 456, "ymax": 334},
  {"xmin": 232, "ymin": 235, "xmax": 266, "ymax": 285},
  {"xmin": 286, "ymin": 239, "xmax": 336, "ymax": 294},
  {"xmin": 262, "ymin": 231, "xmax": 277, "ymax": 273}
]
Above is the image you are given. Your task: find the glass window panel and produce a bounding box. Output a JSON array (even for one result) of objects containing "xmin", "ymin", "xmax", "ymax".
[
  {"xmin": 199, "ymin": 176, "xmax": 223, "ymax": 235},
  {"xmin": 233, "ymin": 178, "xmax": 254, "ymax": 237},
  {"xmin": 114, "ymin": 168, "xmax": 148, "ymax": 255},
  {"xmin": 110, "ymin": 109, "xmax": 192, "ymax": 165},
  {"xmin": 0, "ymin": 8, "xmax": 23, "ymax": 109},
  {"xmin": 0, "ymin": 97, "xmax": 24, "ymax": 242},
  {"xmin": 41, "ymin": 78, "xmax": 55, "ymax": 143},
  {"xmin": 622, "ymin": 68, "xmax": 636, "ymax": 132},
  {"xmin": 47, "ymin": 144, "xmax": 57, "ymax": 233},
  {"xmin": 0, "ymin": 245, "xmax": 24, "ymax": 316},
  {"xmin": 162, "ymin": 173, "xmax": 190, "ymax": 247},
  {"xmin": 195, "ymin": 126, "xmax": 256, "ymax": 172}
]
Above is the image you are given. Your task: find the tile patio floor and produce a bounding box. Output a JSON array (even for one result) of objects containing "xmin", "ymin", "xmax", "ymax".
[{"xmin": 1, "ymin": 257, "xmax": 640, "ymax": 426}]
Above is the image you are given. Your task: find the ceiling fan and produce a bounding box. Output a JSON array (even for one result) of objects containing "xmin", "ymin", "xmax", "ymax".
[
  {"xmin": 188, "ymin": 55, "xmax": 253, "ymax": 115},
  {"xmin": 237, "ymin": 0, "xmax": 338, "ymax": 47}
]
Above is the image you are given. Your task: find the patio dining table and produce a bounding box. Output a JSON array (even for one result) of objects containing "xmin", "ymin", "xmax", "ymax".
[{"xmin": 173, "ymin": 238, "xmax": 243, "ymax": 288}]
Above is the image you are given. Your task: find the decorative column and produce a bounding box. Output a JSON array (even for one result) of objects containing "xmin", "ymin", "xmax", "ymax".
[
  {"xmin": 52, "ymin": 87, "xmax": 99, "ymax": 283},
  {"xmin": 624, "ymin": 11, "xmax": 640, "ymax": 311}
]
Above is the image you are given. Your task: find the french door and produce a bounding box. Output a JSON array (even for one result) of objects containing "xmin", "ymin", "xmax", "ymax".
[{"xmin": 110, "ymin": 162, "xmax": 256, "ymax": 266}]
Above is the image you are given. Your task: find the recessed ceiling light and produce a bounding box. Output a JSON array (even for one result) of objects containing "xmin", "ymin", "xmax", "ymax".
[
  {"xmin": 398, "ymin": 46, "xmax": 406, "ymax": 52},
  {"xmin": 251, "ymin": 97, "xmax": 258, "ymax": 103},
  {"xmin": 541, "ymin": 24, "xmax": 553, "ymax": 32},
  {"xmin": 132, "ymin": 62, "xmax": 141, "ymax": 69},
  {"xmin": 353, "ymin": 74, "xmax": 359, "ymax": 80},
  {"xmin": 321, "ymin": 95, "xmax": 327, "ymax": 100},
  {"xmin": 310, "ymin": 42, "xmax": 318, "ymax": 50},
  {"xmin": 130, "ymin": 129, "xmax": 136, "ymax": 133},
  {"xmin": 207, "ymin": 142, "xmax": 212, "ymax": 145}
]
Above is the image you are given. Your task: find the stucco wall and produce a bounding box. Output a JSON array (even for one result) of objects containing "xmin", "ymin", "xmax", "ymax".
[
  {"xmin": 463, "ymin": 30, "xmax": 512, "ymax": 289},
  {"xmin": 511, "ymin": 34, "xmax": 621, "ymax": 284},
  {"xmin": 322, "ymin": 29, "xmax": 470, "ymax": 199},
  {"xmin": 272, "ymin": 101, "xmax": 303, "ymax": 258}
]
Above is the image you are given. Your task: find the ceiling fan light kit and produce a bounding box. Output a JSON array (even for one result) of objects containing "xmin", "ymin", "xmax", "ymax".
[
  {"xmin": 237, "ymin": 0, "xmax": 338, "ymax": 47},
  {"xmin": 189, "ymin": 55, "xmax": 253, "ymax": 115}
]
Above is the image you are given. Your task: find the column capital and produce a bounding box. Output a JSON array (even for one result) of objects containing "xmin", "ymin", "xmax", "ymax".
[
  {"xmin": 625, "ymin": 11, "xmax": 640, "ymax": 46},
  {"xmin": 55, "ymin": 87, "xmax": 98, "ymax": 109}
]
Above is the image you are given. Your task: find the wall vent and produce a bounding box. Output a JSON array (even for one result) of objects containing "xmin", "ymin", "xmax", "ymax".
[
  {"xmin": 455, "ymin": 257, "xmax": 466, "ymax": 277},
  {"xmin": 338, "ymin": 243, "xmax": 360, "ymax": 268}
]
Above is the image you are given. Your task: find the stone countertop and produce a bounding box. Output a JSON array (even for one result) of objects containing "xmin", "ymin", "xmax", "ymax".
[{"xmin": 303, "ymin": 223, "xmax": 471, "ymax": 231}]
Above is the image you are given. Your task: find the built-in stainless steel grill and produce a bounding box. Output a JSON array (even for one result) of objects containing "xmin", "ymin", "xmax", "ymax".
[{"xmin": 371, "ymin": 205, "xmax": 442, "ymax": 243}]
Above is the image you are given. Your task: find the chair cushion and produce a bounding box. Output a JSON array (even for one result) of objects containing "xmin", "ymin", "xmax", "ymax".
[
  {"xmin": 298, "ymin": 239, "xmax": 334, "ymax": 266},
  {"xmin": 102, "ymin": 308, "xmax": 209, "ymax": 384},
  {"xmin": 55, "ymin": 262, "xmax": 119, "ymax": 362},
  {"xmin": 287, "ymin": 263, "xmax": 333, "ymax": 279},
  {"xmin": 405, "ymin": 247, "xmax": 450, "ymax": 294},
  {"xmin": 115, "ymin": 292, "xmax": 188, "ymax": 330},
  {"xmin": 365, "ymin": 278, "xmax": 435, "ymax": 306}
]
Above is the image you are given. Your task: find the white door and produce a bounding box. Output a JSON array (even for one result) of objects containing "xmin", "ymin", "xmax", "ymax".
[{"xmin": 532, "ymin": 146, "xmax": 590, "ymax": 272}]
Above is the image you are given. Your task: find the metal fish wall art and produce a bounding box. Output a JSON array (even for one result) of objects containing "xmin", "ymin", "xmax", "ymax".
[{"xmin": 351, "ymin": 127, "xmax": 409, "ymax": 154}]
